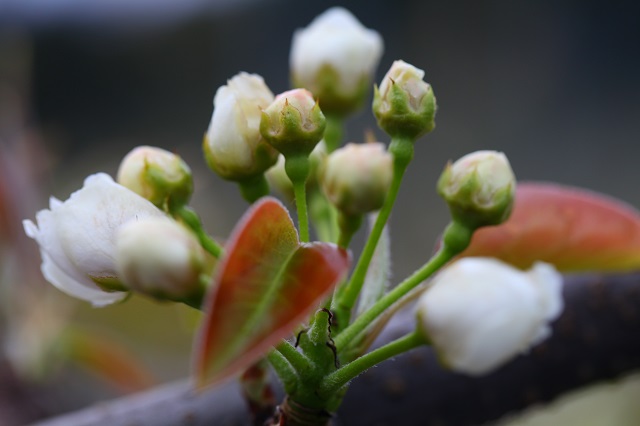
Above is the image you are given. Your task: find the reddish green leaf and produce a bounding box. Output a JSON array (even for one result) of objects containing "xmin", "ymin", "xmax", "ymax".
[
  {"xmin": 194, "ymin": 197, "xmax": 350, "ymax": 387},
  {"xmin": 459, "ymin": 182, "xmax": 640, "ymax": 272}
]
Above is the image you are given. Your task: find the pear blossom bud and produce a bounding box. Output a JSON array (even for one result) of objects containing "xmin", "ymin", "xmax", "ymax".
[
  {"xmin": 373, "ymin": 60, "xmax": 436, "ymax": 140},
  {"xmin": 260, "ymin": 89, "xmax": 326, "ymax": 159},
  {"xmin": 320, "ymin": 142, "xmax": 393, "ymax": 216},
  {"xmin": 438, "ymin": 150, "xmax": 516, "ymax": 230},
  {"xmin": 117, "ymin": 146, "xmax": 193, "ymax": 210},
  {"xmin": 290, "ymin": 7, "xmax": 384, "ymax": 116},
  {"xmin": 22, "ymin": 173, "xmax": 166, "ymax": 307},
  {"xmin": 116, "ymin": 217, "xmax": 207, "ymax": 301},
  {"xmin": 416, "ymin": 257, "xmax": 563, "ymax": 376},
  {"xmin": 203, "ymin": 72, "xmax": 279, "ymax": 181}
]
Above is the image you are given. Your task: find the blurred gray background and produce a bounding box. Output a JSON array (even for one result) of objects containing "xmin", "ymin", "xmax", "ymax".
[{"xmin": 1, "ymin": 0, "xmax": 639, "ymax": 422}]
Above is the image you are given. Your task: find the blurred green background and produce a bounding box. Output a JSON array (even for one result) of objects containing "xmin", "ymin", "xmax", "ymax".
[{"xmin": 1, "ymin": 0, "xmax": 639, "ymax": 424}]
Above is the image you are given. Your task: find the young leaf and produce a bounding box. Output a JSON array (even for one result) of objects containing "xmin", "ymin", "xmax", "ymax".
[
  {"xmin": 459, "ymin": 182, "xmax": 640, "ymax": 272},
  {"xmin": 194, "ymin": 197, "xmax": 350, "ymax": 387},
  {"xmin": 356, "ymin": 213, "xmax": 392, "ymax": 317}
]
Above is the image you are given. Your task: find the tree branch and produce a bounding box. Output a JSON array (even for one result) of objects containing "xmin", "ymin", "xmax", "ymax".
[{"xmin": 29, "ymin": 272, "xmax": 640, "ymax": 426}]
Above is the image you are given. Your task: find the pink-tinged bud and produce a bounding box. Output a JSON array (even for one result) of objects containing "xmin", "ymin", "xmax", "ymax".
[
  {"xmin": 117, "ymin": 145, "xmax": 193, "ymax": 210},
  {"xmin": 260, "ymin": 89, "xmax": 326, "ymax": 158},
  {"xmin": 416, "ymin": 257, "xmax": 563, "ymax": 376},
  {"xmin": 320, "ymin": 142, "xmax": 392, "ymax": 216},
  {"xmin": 373, "ymin": 60, "xmax": 436, "ymax": 140},
  {"xmin": 438, "ymin": 150, "xmax": 516, "ymax": 230}
]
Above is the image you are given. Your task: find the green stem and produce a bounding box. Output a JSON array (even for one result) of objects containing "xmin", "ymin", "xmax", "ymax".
[
  {"xmin": 319, "ymin": 331, "xmax": 425, "ymax": 398},
  {"xmin": 276, "ymin": 341, "xmax": 313, "ymax": 374},
  {"xmin": 308, "ymin": 190, "xmax": 338, "ymax": 243},
  {"xmin": 285, "ymin": 155, "xmax": 311, "ymax": 243},
  {"xmin": 173, "ymin": 206, "xmax": 223, "ymax": 258},
  {"xmin": 324, "ymin": 114, "xmax": 343, "ymax": 153},
  {"xmin": 334, "ymin": 137, "xmax": 414, "ymax": 325},
  {"xmin": 238, "ymin": 174, "xmax": 270, "ymax": 204},
  {"xmin": 293, "ymin": 180, "xmax": 310, "ymax": 243},
  {"xmin": 333, "ymin": 245, "xmax": 455, "ymax": 352},
  {"xmin": 337, "ymin": 213, "xmax": 362, "ymax": 249},
  {"xmin": 267, "ymin": 349, "xmax": 298, "ymax": 394}
]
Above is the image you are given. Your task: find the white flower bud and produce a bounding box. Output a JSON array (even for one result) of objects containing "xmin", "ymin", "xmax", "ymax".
[
  {"xmin": 373, "ymin": 60, "xmax": 436, "ymax": 139},
  {"xmin": 117, "ymin": 145, "xmax": 193, "ymax": 210},
  {"xmin": 438, "ymin": 150, "xmax": 516, "ymax": 229},
  {"xmin": 290, "ymin": 7, "xmax": 383, "ymax": 116},
  {"xmin": 116, "ymin": 217, "xmax": 206, "ymax": 300},
  {"xmin": 416, "ymin": 257, "xmax": 564, "ymax": 376},
  {"xmin": 22, "ymin": 173, "xmax": 166, "ymax": 307},
  {"xmin": 204, "ymin": 72, "xmax": 279, "ymax": 181},
  {"xmin": 320, "ymin": 142, "xmax": 393, "ymax": 216}
]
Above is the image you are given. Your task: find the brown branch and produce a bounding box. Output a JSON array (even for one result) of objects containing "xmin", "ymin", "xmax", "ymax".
[{"xmin": 29, "ymin": 272, "xmax": 640, "ymax": 426}]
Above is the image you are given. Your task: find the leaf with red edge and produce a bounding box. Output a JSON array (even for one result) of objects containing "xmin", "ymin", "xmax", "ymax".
[
  {"xmin": 194, "ymin": 197, "xmax": 350, "ymax": 387},
  {"xmin": 458, "ymin": 182, "xmax": 640, "ymax": 272}
]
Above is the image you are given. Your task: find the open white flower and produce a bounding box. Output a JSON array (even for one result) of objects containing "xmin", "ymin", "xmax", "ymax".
[
  {"xmin": 204, "ymin": 72, "xmax": 279, "ymax": 181},
  {"xmin": 416, "ymin": 257, "xmax": 563, "ymax": 376},
  {"xmin": 23, "ymin": 173, "xmax": 166, "ymax": 307}
]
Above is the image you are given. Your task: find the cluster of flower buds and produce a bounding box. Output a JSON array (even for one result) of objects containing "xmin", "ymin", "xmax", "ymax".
[{"xmin": 20, "ymin": 9, "xmax": 572, "ymax": 412}]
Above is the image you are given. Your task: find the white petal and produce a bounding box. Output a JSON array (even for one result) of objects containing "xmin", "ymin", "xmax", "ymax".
[{"xmin": 40, "ymin": 252, "xmax": 126, "ymax": 307}]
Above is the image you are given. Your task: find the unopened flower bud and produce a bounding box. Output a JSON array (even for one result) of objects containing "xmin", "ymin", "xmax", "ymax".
[
  {"xmin": 260, "ymin": 89, "xmax": 326, "ymax": 159},
  {"xmin": 320, "ymin": 142, "xmax": 392, "ymax": 216},
  {"xmin": 416, "ymin": 257, "xmax": 563, "ymax": 376},
  {"xmin": 117, "ymin": 146, "xmax": 193, "ymax": 210},
  {"xmin": 204, "ymin": 72, "xmax": 279, "ymax": 181},
  {"xmin": 290, "ymin": 7, "xmax": 383, "ymax": 116},
  {"xmin": 373, "ymin": 60, "xmax": 436, "ymax": 140},
  {"xmin": 115, "ymin": 217, "xmax": 207, "ymax": 301},
  {"xmin": 438, "ymin": 150, "xmax": 516, "ymax": 230}
]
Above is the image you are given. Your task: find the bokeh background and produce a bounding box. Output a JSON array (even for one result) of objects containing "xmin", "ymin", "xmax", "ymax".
[{"xmin": 1, "ymin": 0, "xmax": 639, "ymax": 424}]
